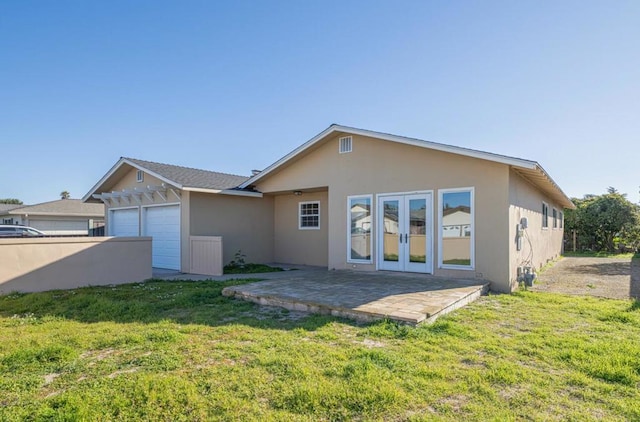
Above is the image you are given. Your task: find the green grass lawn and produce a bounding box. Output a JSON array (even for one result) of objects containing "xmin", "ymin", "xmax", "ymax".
[{"xmin": 1, "ymin": 279, "xmax": 639, "ymax": 421}]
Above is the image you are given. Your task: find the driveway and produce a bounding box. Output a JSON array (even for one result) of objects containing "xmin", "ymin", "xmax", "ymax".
[{"xmin": 532, "ymin": 256, "xmax": 640, "ymax": 299}]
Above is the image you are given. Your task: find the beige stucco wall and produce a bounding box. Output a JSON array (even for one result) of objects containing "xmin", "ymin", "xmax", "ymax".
[
  {"xmin": 0, "ymin": 237, "xmax": 152, "ymax": 293},
  {"xmin": 273, "ymin": 191, "xmax": 329, "ymax": 266},
  {"xmin": 189, "ymin": 192, "xmax": 274, "ymax": 265},
  {"xmin": 254, "ymin": 133, "xmax": 512, "ymax": 290},
  {"xmin": 508, "ymin": 169, "xmax": 565, "ymax": 289}
]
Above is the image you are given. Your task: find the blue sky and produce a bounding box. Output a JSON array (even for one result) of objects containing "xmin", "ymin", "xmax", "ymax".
[{"xmin": 1, "ymin": 1, "xmax": 639, "ymax": 204}]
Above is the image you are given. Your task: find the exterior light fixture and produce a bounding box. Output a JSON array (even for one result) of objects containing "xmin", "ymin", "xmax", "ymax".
[{"xmin": 293, "ymin": 190, "xmax": 302, "ymax": 196}]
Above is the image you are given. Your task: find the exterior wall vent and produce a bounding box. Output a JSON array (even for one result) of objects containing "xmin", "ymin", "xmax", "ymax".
[{"xmin": 339, "ymin": 136, "xmax": 352, "ymax": 154}]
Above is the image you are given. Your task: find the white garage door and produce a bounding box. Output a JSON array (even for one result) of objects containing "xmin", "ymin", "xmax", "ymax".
[
  {"xmin": 110, "ymin": 208, "xmax": 139, "ymax": 237},
  {"xmin": 30, "ymin": 219, "xmax": 88, "ymax": 236},
  {"xmin": 143, "ymin": 205, "xmax": 180, "ymax": 270}
]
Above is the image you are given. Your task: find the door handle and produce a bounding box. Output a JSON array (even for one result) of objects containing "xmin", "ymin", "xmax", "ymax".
[{"xmin": 405, "ymin": 233, "xmax": 408, "ymax": 243}]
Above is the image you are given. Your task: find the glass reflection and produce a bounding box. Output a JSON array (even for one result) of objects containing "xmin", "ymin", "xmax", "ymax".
[
  {"xmin": 350, "ymin": 197, "xmax": 371, "ymax": 260},
  {"xmin": 409, "ymin": 198, "xmax": 426, "ymax": 263},
  {"xmin": 383, "ymin": 200, "xmax": 399, "ymax": 262},
  {"xmin": 441, "ymin": 191, "xmax": 471, "ymax": 266}
]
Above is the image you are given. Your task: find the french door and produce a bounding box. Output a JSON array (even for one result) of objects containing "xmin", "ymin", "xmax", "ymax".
[{"xmin": 378, "ymin": 193, "xmax": 432, "ymax": 273}]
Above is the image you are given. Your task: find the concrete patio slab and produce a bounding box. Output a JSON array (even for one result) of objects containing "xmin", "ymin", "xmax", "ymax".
[{"xmin": 222, "ymin": 271, "xmax": 489, "ymax": 325}]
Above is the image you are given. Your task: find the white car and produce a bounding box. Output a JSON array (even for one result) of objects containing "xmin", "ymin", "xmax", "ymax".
[{"xmin": 0, "ymin": 225, "xmax": 46, "ymax": 237}]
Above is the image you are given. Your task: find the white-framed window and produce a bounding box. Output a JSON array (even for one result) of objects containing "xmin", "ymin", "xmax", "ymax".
[
  {"xmin": 438, "ymin": 187, "xmax": 474, "ymax": 270},
  {"xmin": 559, "ymin": 211, "xmax": 564, "ymax": 229},
  {"xmin": 347, "ymin": 195, "xmax": 373, "ymax": 263},
  {"xmin": 552, "ymin": 208, "xmax": 558, "ymax": 229},
  {"xmin": 136, "ymin": 170, "xmax": 144, "ymax": 183},
  {"xmin": 299, "ymin": 201, "xmax": 320, "ymax": 230},
  {"xmin": 542, "ymin": 202, "xmax": 549, "ymax": 229},
  {"xmin": 339, "ymin": 136, "xmax": 352, "ymax": 154}
]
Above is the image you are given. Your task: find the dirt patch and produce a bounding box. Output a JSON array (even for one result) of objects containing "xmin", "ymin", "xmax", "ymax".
[{"xmin": 531, "ymin": 257, "xmax": 638, "ymax": 299}]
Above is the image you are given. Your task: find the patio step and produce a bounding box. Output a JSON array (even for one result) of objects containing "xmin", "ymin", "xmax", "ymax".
[{"xmin": 222, "ymin": 276, "xmax": 489, "ymax": 325}]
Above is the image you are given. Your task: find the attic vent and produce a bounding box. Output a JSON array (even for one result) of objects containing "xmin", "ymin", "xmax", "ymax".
[
  {"xmin": 136, "ymin": 170, "xmax": 144, "ymax": 183},
  {"xmin": 339, "ymin": 136, "xmax": 352, "ymax": 154}
]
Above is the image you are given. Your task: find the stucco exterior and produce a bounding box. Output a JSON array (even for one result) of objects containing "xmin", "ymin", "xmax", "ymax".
[
  {"xmin": 273, "ymin": 191, "xmax": 328, "ymax": 266},
  {"xmin": 508, "ymin": 169, "xmax": 564, "ymax": 289},
  {"xmin": 253, "ymin": 133, "xmax": 516, "ymax": 290},
  {"xmin": 0, "ymin": 237, "xmax": 151, "ymax": 293},
  {"xmin": 85, "ymin": 125, "xmax": 571, "ymax": 293},
  {"xmin": 189, "ymin": 192, "xmax": 274, "ymax": 265}
]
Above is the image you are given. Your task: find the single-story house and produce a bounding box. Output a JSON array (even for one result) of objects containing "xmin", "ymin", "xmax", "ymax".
[
  {"xmin": 84, "ymin": 124, "xmax": 574, "ymax": 292},
  {"xmin": 1, "ymin": 199, "xmax": 104, "ymax": 236}
]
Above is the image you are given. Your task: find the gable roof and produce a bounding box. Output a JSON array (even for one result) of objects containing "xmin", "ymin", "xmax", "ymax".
[
  {"xmin": 240, "ymin": 124, "xmax": 575, "ymax": 209},
  {"xmin": 2, "ymin": 199, "xmax": 104, "ymax": 217},
  {"xmin": 83, "ymin": 158, "xmax": 252, "ymax": 202}
]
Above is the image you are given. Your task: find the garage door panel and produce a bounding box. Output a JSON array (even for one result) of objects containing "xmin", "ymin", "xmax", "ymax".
[
  {"xmin": 143, "ymin": 205, "xmax": 180, "ymax": 270},
  {"xmin": 110, "ymin": 208, "xmax": 139, "ymax": 237}
]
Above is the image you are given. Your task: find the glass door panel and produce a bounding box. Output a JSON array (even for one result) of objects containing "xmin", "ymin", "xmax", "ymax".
[
  {"xmin": 378, "ymin": 193, "xmax": 432, "ymax": 273},
  {"xmin": 380, "ymin": 198, "xmax": 401, "ymax": 270}
]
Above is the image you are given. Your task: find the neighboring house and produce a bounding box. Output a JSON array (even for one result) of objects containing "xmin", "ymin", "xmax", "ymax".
[
  {"xmin": 84, "ymin": 124, "xmax": 574, "ymax": 292},
  {"xmin": 0, "ymin": 200, "xmax": 104, "ymax": 236}
]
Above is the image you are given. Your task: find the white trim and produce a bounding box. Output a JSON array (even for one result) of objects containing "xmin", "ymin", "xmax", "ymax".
[
  {"xmin": 376, "ymin": 190, "xmax": 434, "ymax": 273},
  {"xmin": 552, "ymin": 207, "xmax": 558, "ymax": 229},
  {"xmin": 298, "ymin": 201, "xmax": 320, "ymax": 230},
  {"xmin": 542, "ymin": 202, "xmax": 549, "ymax": 230},
  {"xmin": 239, "ymin": 125, "xmax": 538, "ymax": 189},
  {"xmin": 136, "ymin": 169, "xmax": 144, "ymax": 183},
  {"xmin": 438, "ymin": 187, "xmax": 475, "ymax": 271},
  {"xmin": 347, "ymin": 194, "xmax": 373, "ymax": 264}
]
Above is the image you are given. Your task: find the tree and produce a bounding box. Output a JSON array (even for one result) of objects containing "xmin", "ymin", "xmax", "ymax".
[
  {"xmin": 0, "ymin": 198, "xmax": 23, "ymax": 205},
  {"xmin": 60, "ymin": 191, "xmax": 70, "ymax": 200},
  {"xmin": 565, "ymin": 189, "xmax": 640, "ymax": 252}
]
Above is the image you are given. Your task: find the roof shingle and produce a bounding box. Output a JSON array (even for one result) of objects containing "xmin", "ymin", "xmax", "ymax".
[{"xmin": 124, "ymin": 158, "xmax": 249, "ymax": 190}]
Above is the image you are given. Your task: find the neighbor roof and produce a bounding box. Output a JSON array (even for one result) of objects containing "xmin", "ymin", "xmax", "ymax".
[
  {"xmin": 239, "ymin": 124, "xmax": 575, "ymax": 209},
  {"xmin": 83, "ymin": 157, "xmax": 251, "ymax": 202},
  {"xmin": 0, "ymin": 204, "xmax": 21, "ymax": 213},
  {"xmin": 2, "ymin": 199, "xmax": 104, "ymax": 217}
]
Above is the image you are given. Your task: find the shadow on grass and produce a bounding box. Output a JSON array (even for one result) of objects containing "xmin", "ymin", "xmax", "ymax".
[{"xmin": 0, "ymin": 278, "xmax": 364, "ymax": 332}]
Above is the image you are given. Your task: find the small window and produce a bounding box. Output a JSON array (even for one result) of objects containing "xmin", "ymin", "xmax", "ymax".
[
  {"xmin": 136, "ymin": 170, "xmax": 144, "ymax": 183},
  {"xmin": 299, "ymin": 201, "xmax": 320, "ymax": 229},
  {"xmin": 559, "ymin": 211, "xmax": 564, "ymax": 229},
  {"xmin": 542, "ymin": 203, "xmax": 549, "ymax": 229},
  {"xmin": 339, "ymin": 136, "xmax": 352, "ymax": 154},
  {"xmin": 552, "ymin": 208, "xmax": 558, "ymax": 229}
]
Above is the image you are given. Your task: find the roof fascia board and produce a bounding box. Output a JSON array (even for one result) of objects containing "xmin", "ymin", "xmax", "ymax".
[
  {"xmin": 183, "ymin": 187, "xmax": 263, "ymax": 198},
  {"xmin": 82, "ymin": 158, "xmax": 182, "ymax": 202},
  {"xmin": 9, "ymin": 211, "xmax": 104, "ymax": 217},
  {"xmin": 239, "ymin": 125, "xmax": 537, "ymax": 188}
]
